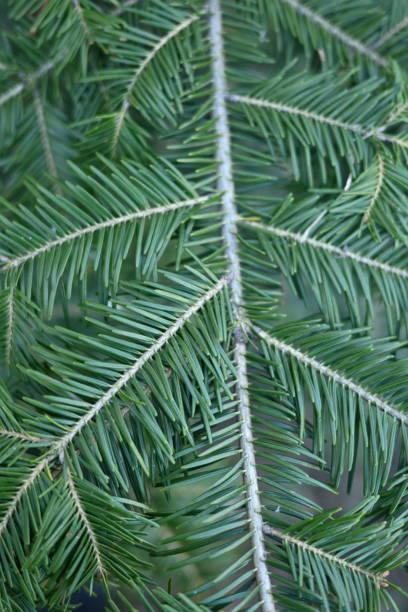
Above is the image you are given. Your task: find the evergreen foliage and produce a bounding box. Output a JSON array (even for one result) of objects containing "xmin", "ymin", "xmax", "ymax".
[{"xmin": 1, "ymin": 0, "xmax": 408, "ymax": 610}]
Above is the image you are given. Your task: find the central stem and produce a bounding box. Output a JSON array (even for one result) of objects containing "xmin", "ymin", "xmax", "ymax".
[{"xmin": 208, "ymin": 2, "xmax": 275, "ymax": 610}]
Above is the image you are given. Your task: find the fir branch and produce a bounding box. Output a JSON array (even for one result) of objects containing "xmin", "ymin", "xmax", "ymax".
[
  {"xmin": 278, "ymin": 0, "xmax": 387, "ymax": 67},
  {"xmin": 375, "ymin": 132, "xmax": 408, "ymax": 149},
  {"xmin": 372, "ymin": 16, "xmax": 408, "ymax": 49},
  {"xmin": 385, "ymin": 100, "xmax": 408, "ymax": 125},
  {"xmin": 264, "ymin": 526, "xmax": 387, "ymax": 586},
  {"xmin": 228, "ymin": 94, "xmax": 408, "ymax": 149},
  {"xmin": 111, "ymin": 0, "xmax": 138, "ymax": 16},
  {"xmin": 0, "ymin": 278, "xmax": 226, "ymax": 536},
  {"xmin": 33, "ymin": 89, "xmax": 59, "ymax": 180},
  {"xmin": 2, "ymin": 2, "xmax": 408, "ymax": 607},
  {"xmin": 4, "ymin": 287, "xmax": 14, "ymax": 368},
  {"xmin": 72, "ymin": 0, "xmax": 91, "ymax": 38},
  {"xmin": 56, "ymin": 276, "xmax": 227, "ymax": 451},
  {"xmin": 0, "ymin": 430, "xmax": 48, "ymax": 443},
  {"xmin": 229, "ymin": 94, "xmax": 367, "ymax": 138},
  {"xmin": 0, "ymin": 59, "xmax": 58, "ymax": 107},
  {"xmin": 66, "ymin": 468, "xmax": 105, "ymax": 577},
  {"xmin": 209, "ymin": 3, "xmax": 275, "ymax": 611},
  {"xmin": 0, "ymin": 196, "xmax": 209, "ymax": 273},
  {"xmin": 0, "ymin": 83, "xmax": 24, "ymax": 107},
  {"xmin": 238, "ymin": 218, "xmax": 408, "ymax": 279},
  {"xmin": 363, "ymin": 153, "xmax": 385, "ymax": 223},
  {"xmin": 112, "ymin": 12, "xmax": 200, "ymax": 156},
  {"xmin": 251, "ymin": 323, "xmax": 408, "ymax": 425},
  {"xmin": 0, "ymin": 456, "xmax": 50, "ymax": 537}
]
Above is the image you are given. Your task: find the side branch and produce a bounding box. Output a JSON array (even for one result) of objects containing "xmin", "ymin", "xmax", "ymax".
[
  {"xmin": 264, "ymin": 526, "xmax": 386, "ymax": 586},
  {"xmin": 0, "ymin": 59, "xmax": 58, "ymax": 107},
  {"xmin": 228, "ymin": 94, "xmax": 408, "ymax": 150},
  {"xmin": 0, "ymin": 278, "xmax": 226, "ymax": 537},
  {"xmin": 33, "ymin": 90, "xmax": 59, "ymax": 180},
  {"xmin": 239, "ymin": 218, "xmax": 408, "ymax": 279},
  {"xmin": 0, "ymin": 430, "xmax": 49, "ymax": 443},
  {"xmin": 372, "ymin": 16, "xmax": 408, "ymax": 49},
  {"xmin": 1, "ymin": 196, "xmax": 209, "ymax": 273},
  {"xmin": 363, "ymin": 153, "xmax": 384, "ymax": 223},
  {"xmin": 112, "ymin": 0, "xmax": 139, "ymax": 16},
  {"xmin": 278, "ymin": 0, "xmax": 387, "ymax": 67},
  {"xmin": 0, "ymin": 457, "xmax": 50, "ymax": 536},
  {"xmin": 72, "ymin": 0, "xmax": 90, "ymax": 38},
  {"xmin": 251, "ymin": 323, "xmax": 408, "ymax": 425},
  {"xmin": 112, "ymin": 13, "xmax": 199, "ymax": 155},
  {"xmin": 384, "ymin": 100, "xmax": 408, "ymax": 125},
  {"xmin": 4, "ymin": 287, "xmax": 14, "ymax": 367},
  {"xmin": 57, "ymin": 276, "xmax": 227, "ymax": 450},
  {"xmin": 209, "ymin": 2, "xmax": 275, "ymax": 610},
  {"xmin": 66, "ymin": 468, "xmax": 105, "ymax": 576}
]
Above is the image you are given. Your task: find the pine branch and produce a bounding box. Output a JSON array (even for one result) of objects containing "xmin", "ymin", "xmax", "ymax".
[
  {"xmin": 239, "ymin": 218, "xmax": 408, "ymax": 278},
  {"xmin": 251, "ymin": 323, "xmax": 408, "ymax": 425},
  {"xmin": 277, "ymin": 0, "xmax": 387, "ymax": 67},
  {"xmin": 209, "ymin": 3, "xmax": 275, "ymax": 611}
]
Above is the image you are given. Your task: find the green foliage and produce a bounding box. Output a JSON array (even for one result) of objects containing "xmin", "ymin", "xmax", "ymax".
[{"xmin": 1, "ymin": 0, "xmax": 408, "ymax": 610}]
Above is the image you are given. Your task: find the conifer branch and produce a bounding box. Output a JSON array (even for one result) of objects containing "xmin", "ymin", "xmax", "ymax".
[
  {"xmin": 0, "ymin": 456, "xmax": 50, "ymax": 537},
  {"xmin": 112, "ymin": 13, "xmax": 199, "ymax": 156},
  {"xmin": 0, "ymin": 59, "xmax": 58, "ymax": 107},
  {"xmin": 209, "ymin": 3, "xmax": 275, "ymax": 610},
  {"xmin": 56, "ymin": 276, "xmax": 227, "ymax": 451},
  {"xmin": 375, "ymin": 132, "xmax": 408, "ymax": 149},
  {"xmin": 0, "ymin": 430, "xmax": 48, "ymax": 443},
  {"xmin": 264, "ymin": 526, "xmax": 386, "ymax": 586},
  {"xmin": 229, "ymin": 94, "xmax": 366, "ymax": 137},
  {"xmin": 0, "ymin": 279, "xmax": 226, "ymax": 537},
  {"xmin": 0, "ymin": 196, "xmax": 209, "ymax": 273},
  {"xmin": 111, "ymin": 0, "xmax": 138, "ymax": 16},
  {"xmin": 4, "ymin": 287, "xmax": 14, "ymax": 367},
  {"xmin": 363, "ymin": 153, "xmax": 385, "ymax": 223},
  {"xmin": 278, "ymin": 0, "xmax": 388, "ymax": 67},
  {"xmin": 2, "ymin": 2, "xmax": 408, "ymax": 606},
  {"xmin": 251, "ymin": 323, "xmax": 408, "ymax": 425},
  {"xmin": 372, "ymin": 16, "xmax": 408, "ymax": 49},
  {"xmin": 33, "ymin": 89, "xmax": 59, "ymax": 180},
  {"xmin": 239, "ymin": 218, "xmax": 408, "ymax": 279},
  {"xmin": 66, "ymin": 468, "xmax": 105, "ymax": 577},
  {"xmin": 385, "ymin": 100, "xmax": 408, "ymax": 125},
  {"xmin": 72, "ymin": 0, "xmax": 91, "ymax": 38},
  {"xmin": 0, "ymin": 83, "xmax": 24, "ymax": 107},
  {"xmin": 228, "ymin": 94, "xmax": 408, "ymax": 150}
]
